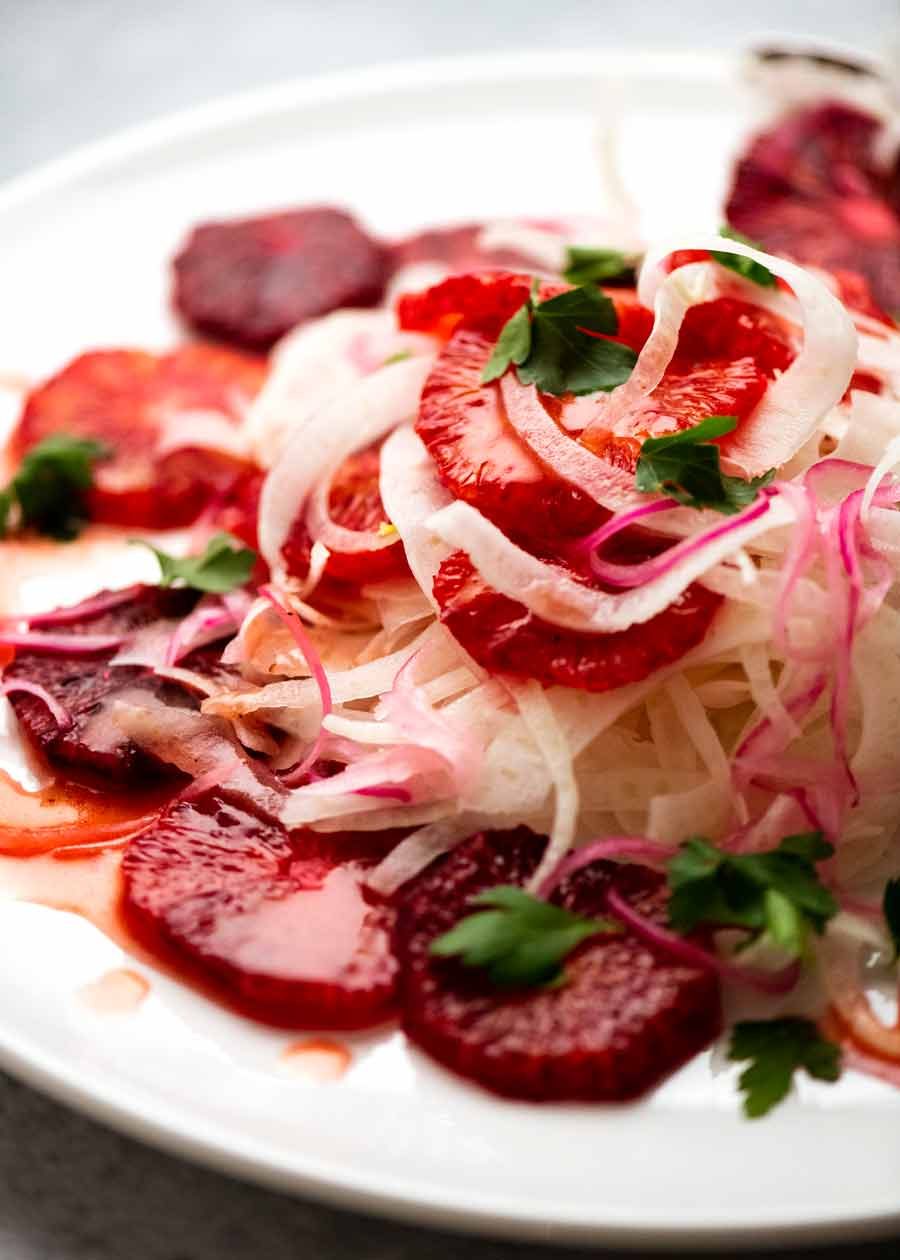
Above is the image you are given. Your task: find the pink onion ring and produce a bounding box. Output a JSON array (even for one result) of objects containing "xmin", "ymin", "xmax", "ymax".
[
  {"xmin": 1, "ymin": 679, "xmax": 73, "ymax": 730},
  {"xmin": 21, "ymin": 585, "xmax": 143, "ymax": 628},
  {"xmin": 604, "ymin": 886, "xmax": 802, "ymax": 995},
  {"xmin": 538, "ymin": 836, "xmax": 676, "ymax": 898},
  {"xmin": 0, "ymin": 630, "xmax": 124, "ymax": 655},
  {"xmin": 260, "ymin": 584, "xmax": 333, "ymax": 786}
]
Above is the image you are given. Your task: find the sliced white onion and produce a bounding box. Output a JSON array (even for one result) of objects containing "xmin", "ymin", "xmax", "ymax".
[
  {"xmin": 510, "ymin": 680, "xmax": 580, "ymax": 892},
  {"xmin": 366, "ymin": 814, "xmax": 484, "ymax": 895},
  {"xmin": 427, "ymin": 495, "xmax": 794, "ymax": 634},
  {"xmin": 379, "ymin": 426, "xmax": 453, "ymax": 607},
  {"xmin": 500, "ymin": 374, "xmax": 641, "ymax": 512},
  {"xmin": 573, "ymin": 260, "xmax": 717, "ymax": 437},
  {"xmin": 305, "ymin": 472, "xmax": 396, "ymax": 558},
  {"xmin": 258, "ymin": 357, "xmax": 432, "ymax": 578},
  {"xmin": 246, "ymin": 309, "xmax": 434, "ymax": 467}
]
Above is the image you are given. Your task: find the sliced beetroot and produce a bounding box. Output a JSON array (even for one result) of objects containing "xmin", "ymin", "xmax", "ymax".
[
  {"xmin": 11, "ymin": 346, "xmax": 266, "ymax": 530},
  {"xmin": 726, "ymin": 100, "xmax": 900, "ymax": 318},
  {"xmin": 122, "ymin": 790, "xmax": 398, "ymax": 1029},
  {"xmin": 434, "ymin": 550, "xmax": 721, "ymax": 693},
  {"xmin": 281, "ymin": 444, "xmax": 409, "ymax": 586},
  {"xmin": 173, "ymin": 207, "xmax": 391, "ymax": 350},
  {"xmin": 4, "ymin": 586, "xmax": 231, "ymax": 787},
  {"xmin": 395, "ymin": 828, "xmax": 721, "ymax": 1101}
]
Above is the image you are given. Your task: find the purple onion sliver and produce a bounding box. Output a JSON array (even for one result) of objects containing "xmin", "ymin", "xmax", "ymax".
[
  {"xmin": 538, "ymin": 836, "xmax": 675, "ymax": 899},
  {"xmin": 1, "ymin": 679, "xmax": 74, "ymax": 731},
  {"xmin": 589, "ymin": 495, "xmax": 772, "ymax": 589},
  {"xmin": 354, "ymin": 784, "xmax": 413, "ymax": 802},
  {"xmin": 604, "ymin": 887, "xmax": 801, "ymax": 995},
  {"xmin": 22, "ymin": 584, "xmax": 144, "ymax": 629},
  {"xmin": 0, "ymin": 630, "xmax": 124, "ymax": 655},
  {"xmin": 260, "ymin": 585, "xmax": 333, "ymax": 786},
  {"xmin": 576, "ymin": 499, "xmax": 676, "ymax": 555}
]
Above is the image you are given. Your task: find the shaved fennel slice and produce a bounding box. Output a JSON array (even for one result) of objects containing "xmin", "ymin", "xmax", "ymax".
[
  {"xmin": 203, "ymin": 622, "xmax": 454, "ymax": 720},
  {"xmin": 366, "ymin": 814, "xmax": 486, "ymax": 896},
  {"xmin": 379, "ymin": 426, "xmax": 453, "ymax": 606},
  {"xmin": 428, "ymin": 495, "xmax": 794, "ymax": 634},
  {"xmin": 639, "ymin": 237, "xmax": 857, "ymax": 477},
  {"xmin": 246, "ymin": 309, "xmax": 434, "ymax": 467},
  {"xmin": 258, "ymin": 356, "xmax": 432, "ymax": 577},
  {"xmin": 573, "ymin": 260, "xmax": 718, "ymax": 437},
  {"xmin": 510, "ymin": 681, "xmax": 580, "ymax": 892}
]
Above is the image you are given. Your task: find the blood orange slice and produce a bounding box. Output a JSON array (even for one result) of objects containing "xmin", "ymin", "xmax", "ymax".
[
  {"xmin": 433, "ymin": 550, "xmax": 721, "ymax": 692},
  {"xmin": 281, "ymin": 444, "xmax": 409, "ymax": 585},
  {"xmin": 11, "ymin": 345, "xmax": 266, "ymax": 529}
]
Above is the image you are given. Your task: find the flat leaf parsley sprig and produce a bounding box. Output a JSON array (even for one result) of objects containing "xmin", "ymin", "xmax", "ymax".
[
  {"xmin": 0, "ymin": 433, "xmax": 110, "ymax": 541},
  {"xmin": 634, "ymin": 414, "xmax": 775, "ymax": 515},
  {"xmin": 134, "ymin": 532, "xmax": 257, "ymax": 594},
  {"xmin": 430, "ymin": 885, "xmax": 620, "ymax": 988},
  {"xmin": 481, "ymin": 283, "xmax": 638, "ymax": 397}
]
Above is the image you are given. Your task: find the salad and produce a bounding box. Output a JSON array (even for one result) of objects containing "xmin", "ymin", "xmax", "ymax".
[{"xmin": 2, "ymin": 46, "xmax": 900, "ymax": 1117}]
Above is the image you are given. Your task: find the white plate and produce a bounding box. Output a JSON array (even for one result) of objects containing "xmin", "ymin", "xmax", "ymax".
[{"xmin": 0, "ymin": 49, "xmax": 899, "ymax": 1250}]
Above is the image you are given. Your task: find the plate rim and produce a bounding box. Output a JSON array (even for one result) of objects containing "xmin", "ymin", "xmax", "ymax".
[{"xmin": 1, "ymin": 46, "xmax": 898, "ymax": 1250}]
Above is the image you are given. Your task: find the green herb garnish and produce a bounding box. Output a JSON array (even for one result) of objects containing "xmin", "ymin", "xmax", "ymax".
[
  {"xmin": 0, "ymin": 434, "xmax": 110, "ymax": 541},
  {"xmin": 667, "ymin": 832, "xmax": 837, "ymax": 957},
  {"xmin": 482, "ymin": 284, "xmax": 638, "ymax": 397},
  {"xmin": 728, "ymin": 1017, "xmax": 842, "ymax": 1117},
  {"xmin": 711, "ymin": 226, "xmax": 777, "ymax": 288},
  {"xmin": 382, "ymin": 349, "xmax": 413, "ymax": 366},
  {"xmin": 563, "ymin": 246, "xmax": 638, "ymax": 287},
  {"xmin": 634, "ymin": 414, "xmax": 775, "ymax": 515},
  {"xmin": 135, "ymin": 531, "xmax": 257, "ymax": 594},
  {"xmin": 430, "ymin": 885, "xmax": 620, "ymax": 988}
]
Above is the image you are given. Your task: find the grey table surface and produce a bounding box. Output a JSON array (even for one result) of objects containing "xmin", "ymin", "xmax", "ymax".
[{"xmin": 4, "ymin": 2, "xmax": 900, "ymax": 1257}]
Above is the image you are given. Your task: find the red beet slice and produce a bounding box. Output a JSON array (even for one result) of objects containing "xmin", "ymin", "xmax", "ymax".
[
  {"xmin": 726, "ymin": 100, "xmax": 900, "ymax": 318},
  {"xmin": 11, "ymin": 346, "xmax": 266, "ymax": 530},
  {"xmin": 281, "ymin": 444, "xmax": 409, "ymax": 586},
  {"xmin": 434, "ymin": 550, "xmax": 721, "ymax": 692},
  {"xmin": 4, "ymin": 587, "xmax": 232, "ymax": 787},
  {"xmin": 395, "ymin": 828, "xmax": 721, "ymax": 1101},
  {"xmin": 122, "ymin": 790, "xmax": 398, "ymax": 1029},
  {"xmin": 173, "ymin": 207, "xmax": 391, "ymax": 350}
]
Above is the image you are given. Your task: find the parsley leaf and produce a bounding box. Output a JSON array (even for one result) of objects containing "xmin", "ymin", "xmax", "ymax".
[
  {"xmin": 563, "ymin": 246, "xmax": 638, "ymax": 287},
  {"xmin": 430, "ymin": 885, "xmax": 620, "ymax": 988},
  {"xmin": 667, "ymin": 832, "xmax": 837, "ymax": 956},
  {"xmin": 728, "ymin": 1017, "xmax": 842, "ymax": 1117},
  {"xmin": 481, "ymin": 284, "xmax": 638, "ymax": 397},
  {"xmin": 0, "ymin": 434, "xmax": 110, "ymax": 541},
  {"xmin": 883, "ymin": 878, "xmax": 900, "ymax": 961},
  {"xmin": 711, "ymin": 226, "xmax": 777, "ymax": 288},
  {"xmin": 135, "ymin": 532, "xmax": 257, "ymax": 594},
  {"xmin": 635, "ymin": 414, "xmax": 775, "ymax": 515},
  {"xmin": 382, "ymin": 349, "xmax": 413, "ymax": 366},
  {"xmin": 481, "ymin": 302, "xmax": 533, "ymax": 383}
]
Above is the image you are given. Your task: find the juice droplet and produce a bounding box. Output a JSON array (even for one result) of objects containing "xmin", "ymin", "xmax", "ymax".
[
  {"xmin": 279, "ymin": 1038, "xmax": 351, "ymax": 1082},
  {"xmin": 78, "ymin": 967, "xmax": 150, "ymax": 1015}
]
